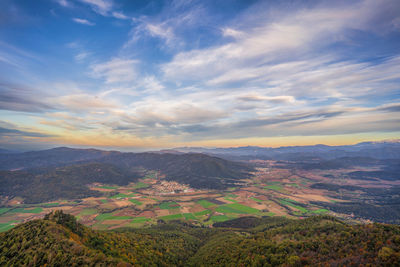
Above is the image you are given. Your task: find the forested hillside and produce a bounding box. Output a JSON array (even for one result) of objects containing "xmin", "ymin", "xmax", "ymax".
[
  {"xmin": 96, "ymin": 152, "xmax": 253, "ymax": 189},
  {"xmin": 0, "ymin": 163, "xmax": 141, "ymax": 203},
  {"xmin": 1, "ymin": 211, "xmax": 399, "ymax": 266},
  {"xmin": 0, "ymin": 149, "xmax": 253, "ymax": 204}
]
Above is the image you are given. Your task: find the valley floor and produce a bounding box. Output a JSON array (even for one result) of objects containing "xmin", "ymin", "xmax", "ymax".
[{"xmin": 3, "ymin": 160, "xmax": 393, "ymax": 232}]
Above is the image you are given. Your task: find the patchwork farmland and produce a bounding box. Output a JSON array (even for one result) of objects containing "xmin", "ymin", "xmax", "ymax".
[{"xmin": 1, "ymin": 165, "xmax": 372, "ymax": 232}]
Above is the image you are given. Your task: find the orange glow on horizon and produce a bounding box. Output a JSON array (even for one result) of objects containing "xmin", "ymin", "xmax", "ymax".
[{"xmin": 29, "ymin": 130, "xmax": 400, "ymax": 150}]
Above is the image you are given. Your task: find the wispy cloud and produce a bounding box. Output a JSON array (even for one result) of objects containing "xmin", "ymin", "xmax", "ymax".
[
  {"xmin": 78, "ymin": 0, "xmax": 113, "ymax": 15},
  {"xmin": 55, "ymin": 0, "xmax": 70, "ymax": 8},
  {"xmin": 90, "ymin": 58, "xmax": 139, "ymax": 83},
  {"xmin": 0, "ymin": 120, "xmax": 53, "ymax": 138},
  {"xmin": 74, "ymin": 51, "xmax": 90, "ymax": 62},
  {"xmin": 124, "ymin": 2, "xmax": 204, "ymax": 50},
  {"xmin": 0, "ymin": 83, "xmax": 53, "ymax": 112},
  {"xmin": 72, "ymin": 18, "xmax": 95, "ymax": 26},
  {"xmin": 112, "ymin": 11, "xmax": 128, "ymax": 20},
  {"xmin": 162, "ymin": 1, "xmax": 400, "ymax": 89},
  {"xmin": 55, "ymin": 93, "xmax": 116, "ymax": 113}
]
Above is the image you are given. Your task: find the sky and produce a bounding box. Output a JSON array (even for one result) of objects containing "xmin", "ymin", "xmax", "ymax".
[{"xmin": 0, "ymin": 0, "xmax": 400, "ymax": 151}]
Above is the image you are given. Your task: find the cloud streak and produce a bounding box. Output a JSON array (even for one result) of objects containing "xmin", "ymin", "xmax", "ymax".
[
  {"xmin": 72, "ymin": 18, "xmax": 95, "ymax": 26},
  {"xmin": 0, "ymin": 83, "xmax": 53, "ymax": 113},
  {"xmin": 90, "ymin": 58, "xmax": 139, "ymax": 84}
]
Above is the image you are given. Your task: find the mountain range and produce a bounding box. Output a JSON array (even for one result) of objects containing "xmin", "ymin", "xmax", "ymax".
[{"xmin": 170, "ymin": 140, "xmax": 400, "ymax": 160}]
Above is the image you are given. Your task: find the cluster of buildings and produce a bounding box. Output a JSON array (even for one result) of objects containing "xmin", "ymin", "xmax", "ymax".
[{"xmin": 153, "ymin": 181, "xmax": 194, "ymax": 195}]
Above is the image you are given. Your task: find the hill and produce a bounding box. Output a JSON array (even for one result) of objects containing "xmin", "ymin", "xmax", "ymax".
[
  {"xmin": 1, "ymin": 211, "xmax": 399, "ymax": 266},
  {"xmin": 96, "ymin": 152, "xmax": 253, "ymax": 189},
  {"xmin": 0, "ymin": 150, "xmax": 253, "ymax": 203},
  {"xmin": 0, "ymin": 163, "xmax": 141, "ymax": 203}
]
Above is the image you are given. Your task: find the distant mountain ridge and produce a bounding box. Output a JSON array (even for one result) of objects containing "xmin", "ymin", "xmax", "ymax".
[
  {"xmin": 172, "ymin": 140, "xmax": 400, "ymax": 160},
  {"xmin": 0, "ymin": 147, "xmax": 121, "ymax": 170}
]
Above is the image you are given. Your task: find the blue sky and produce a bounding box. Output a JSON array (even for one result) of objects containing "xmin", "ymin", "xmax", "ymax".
[{"xmin": 0, "ymin": 0, "xmax": 400, "ymax": 151}]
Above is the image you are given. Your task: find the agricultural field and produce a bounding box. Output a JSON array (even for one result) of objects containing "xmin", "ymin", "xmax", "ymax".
[{"xmin": 1, "ymin": 163, "xmax": 385, "ymax": 232}]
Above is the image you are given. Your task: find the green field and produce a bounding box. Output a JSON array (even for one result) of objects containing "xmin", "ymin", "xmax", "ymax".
[
  {"xmin": 197, "ymin": 200, "xmax": 215, "ymax": 208},
  {"xmin": 279, "ymin": 199, "xmax": 308, "ymax": 213},
  {"xmin": 312, "ymin": 209, "xmax": 329, "ymax": 214},
  {"xmin": 41, "ymin": 203, "xmax": 60, "ymax": 207},
  {"xmin": 263, "ymin": 185, "xmax": 284, "ymax": 191},
  {"xmin": 95, "ymin": 213, "xmax": 134, "ymax": 221},
  {"xmin": 0, "ymin": 221, "xmax": 18, "ymax": 232},
  {"xmin": 282, "ymin": 198, "xmax": 300, "ymax": 204},
  {"xmin": 130, "ymin": 217, "xmax": 151, "ymax": 223},
  {"xmin": 159, "ymin": 213, "xmax": 183, "ymax": 221},
  {"xmin": 0, "ymin": 208, "xmax": 11, "ymax": 215},
  {"xmin": 9, "ymin": 208, "xmax": 43, "ymax": 214},
  {"xmin": 159, "ymin": 202, "xmax": 180, "ymax": 210},
  {"xmin": 216, "ymin": 203, "xmax": 259, "ymax": 214},
  {"xmin": 129, "ymin": 199, "xmax": 142, "ymax": 205},
  {"xmin": 194, "ymin": 209, "xmax": 211, "ymax": 216},
  {"xmin": 133, "ymin": 182, "xmax": 150, "ymax": 189},
  {"xmin": 98, "ymin": 185, "xmax": 118, "ymax": 189},
  {"xmin": 183, "ymin": 213, "xmax": 197, "ymax": 220},
  {"xmin": 100, "ymin": 199, "xmax": 108, "ymax": 204}
]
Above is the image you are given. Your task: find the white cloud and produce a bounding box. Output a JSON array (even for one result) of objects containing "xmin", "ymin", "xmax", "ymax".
[
  {"xmin": 146, "ymin": 23, "xmax": 175, "ymax": 45},
  {"xmin": 55, "ymin": 93, "xmax": 116, "ymax": 112},
  {"xmin": 158, "ymin": 0, "xmax": 400, "ymax": 106},
  {"xmin": 74, "ymin": 51, "xmax": 90, "ymax": 62},
  {"xmin": 90, "ymin": 58, "xmax": 139, "ymax": 83},
  {"xmin": 78, "ymin": 0, "xmax": 113, "ymax": 15},
  {"xmin": 161, "ymin": 1, "xmax": 400, "ymax": 87},
  {"xmin": 72, "ymin": 18, "xmax": 95, "ymax": 26},
  {"xmin": 222, "ymin": 28, "xmax": 244, "ymax": 39},
  {"xmin": 124, "ymin": 20, "xmax": 177, "ymax": 49},
  {"xmin": 237, "ymin": 94, "xmax": 296, "ymax": 104},
  {"xmin": 55, "ymin": 0, "xmax": 70, "ymax": 7},
  {"xmin": 124, "ymin": 3, "xmax": 204, "ymax": 50},
  {"xmin": 112, "ymin": 11, "xmax": 128, "ymax": 20}
]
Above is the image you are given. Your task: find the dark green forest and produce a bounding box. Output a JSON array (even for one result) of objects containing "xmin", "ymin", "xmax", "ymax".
[
  {"xmin": 0, "ymin": 152, "xmax": 252, "ymax": 204},
  {"xmin": 1, "ymin": 211, "xmax": 400, "ymax": 266},
  {"xmin": 0, "ymin": 163, "xmax": 140, "ymax": 203}
]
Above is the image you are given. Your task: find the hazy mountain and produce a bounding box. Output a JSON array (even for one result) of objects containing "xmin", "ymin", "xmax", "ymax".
[
  {"xmin": 0, "ymin": 147, "xmax": 120, "ymax": 170},
  {"xmin": 173, "ymin": 140, "xmax": 400, "ymax": 160},
  {"xmin": 0, "ymin": 148, "xmax": 16, "ymax": 154}
]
